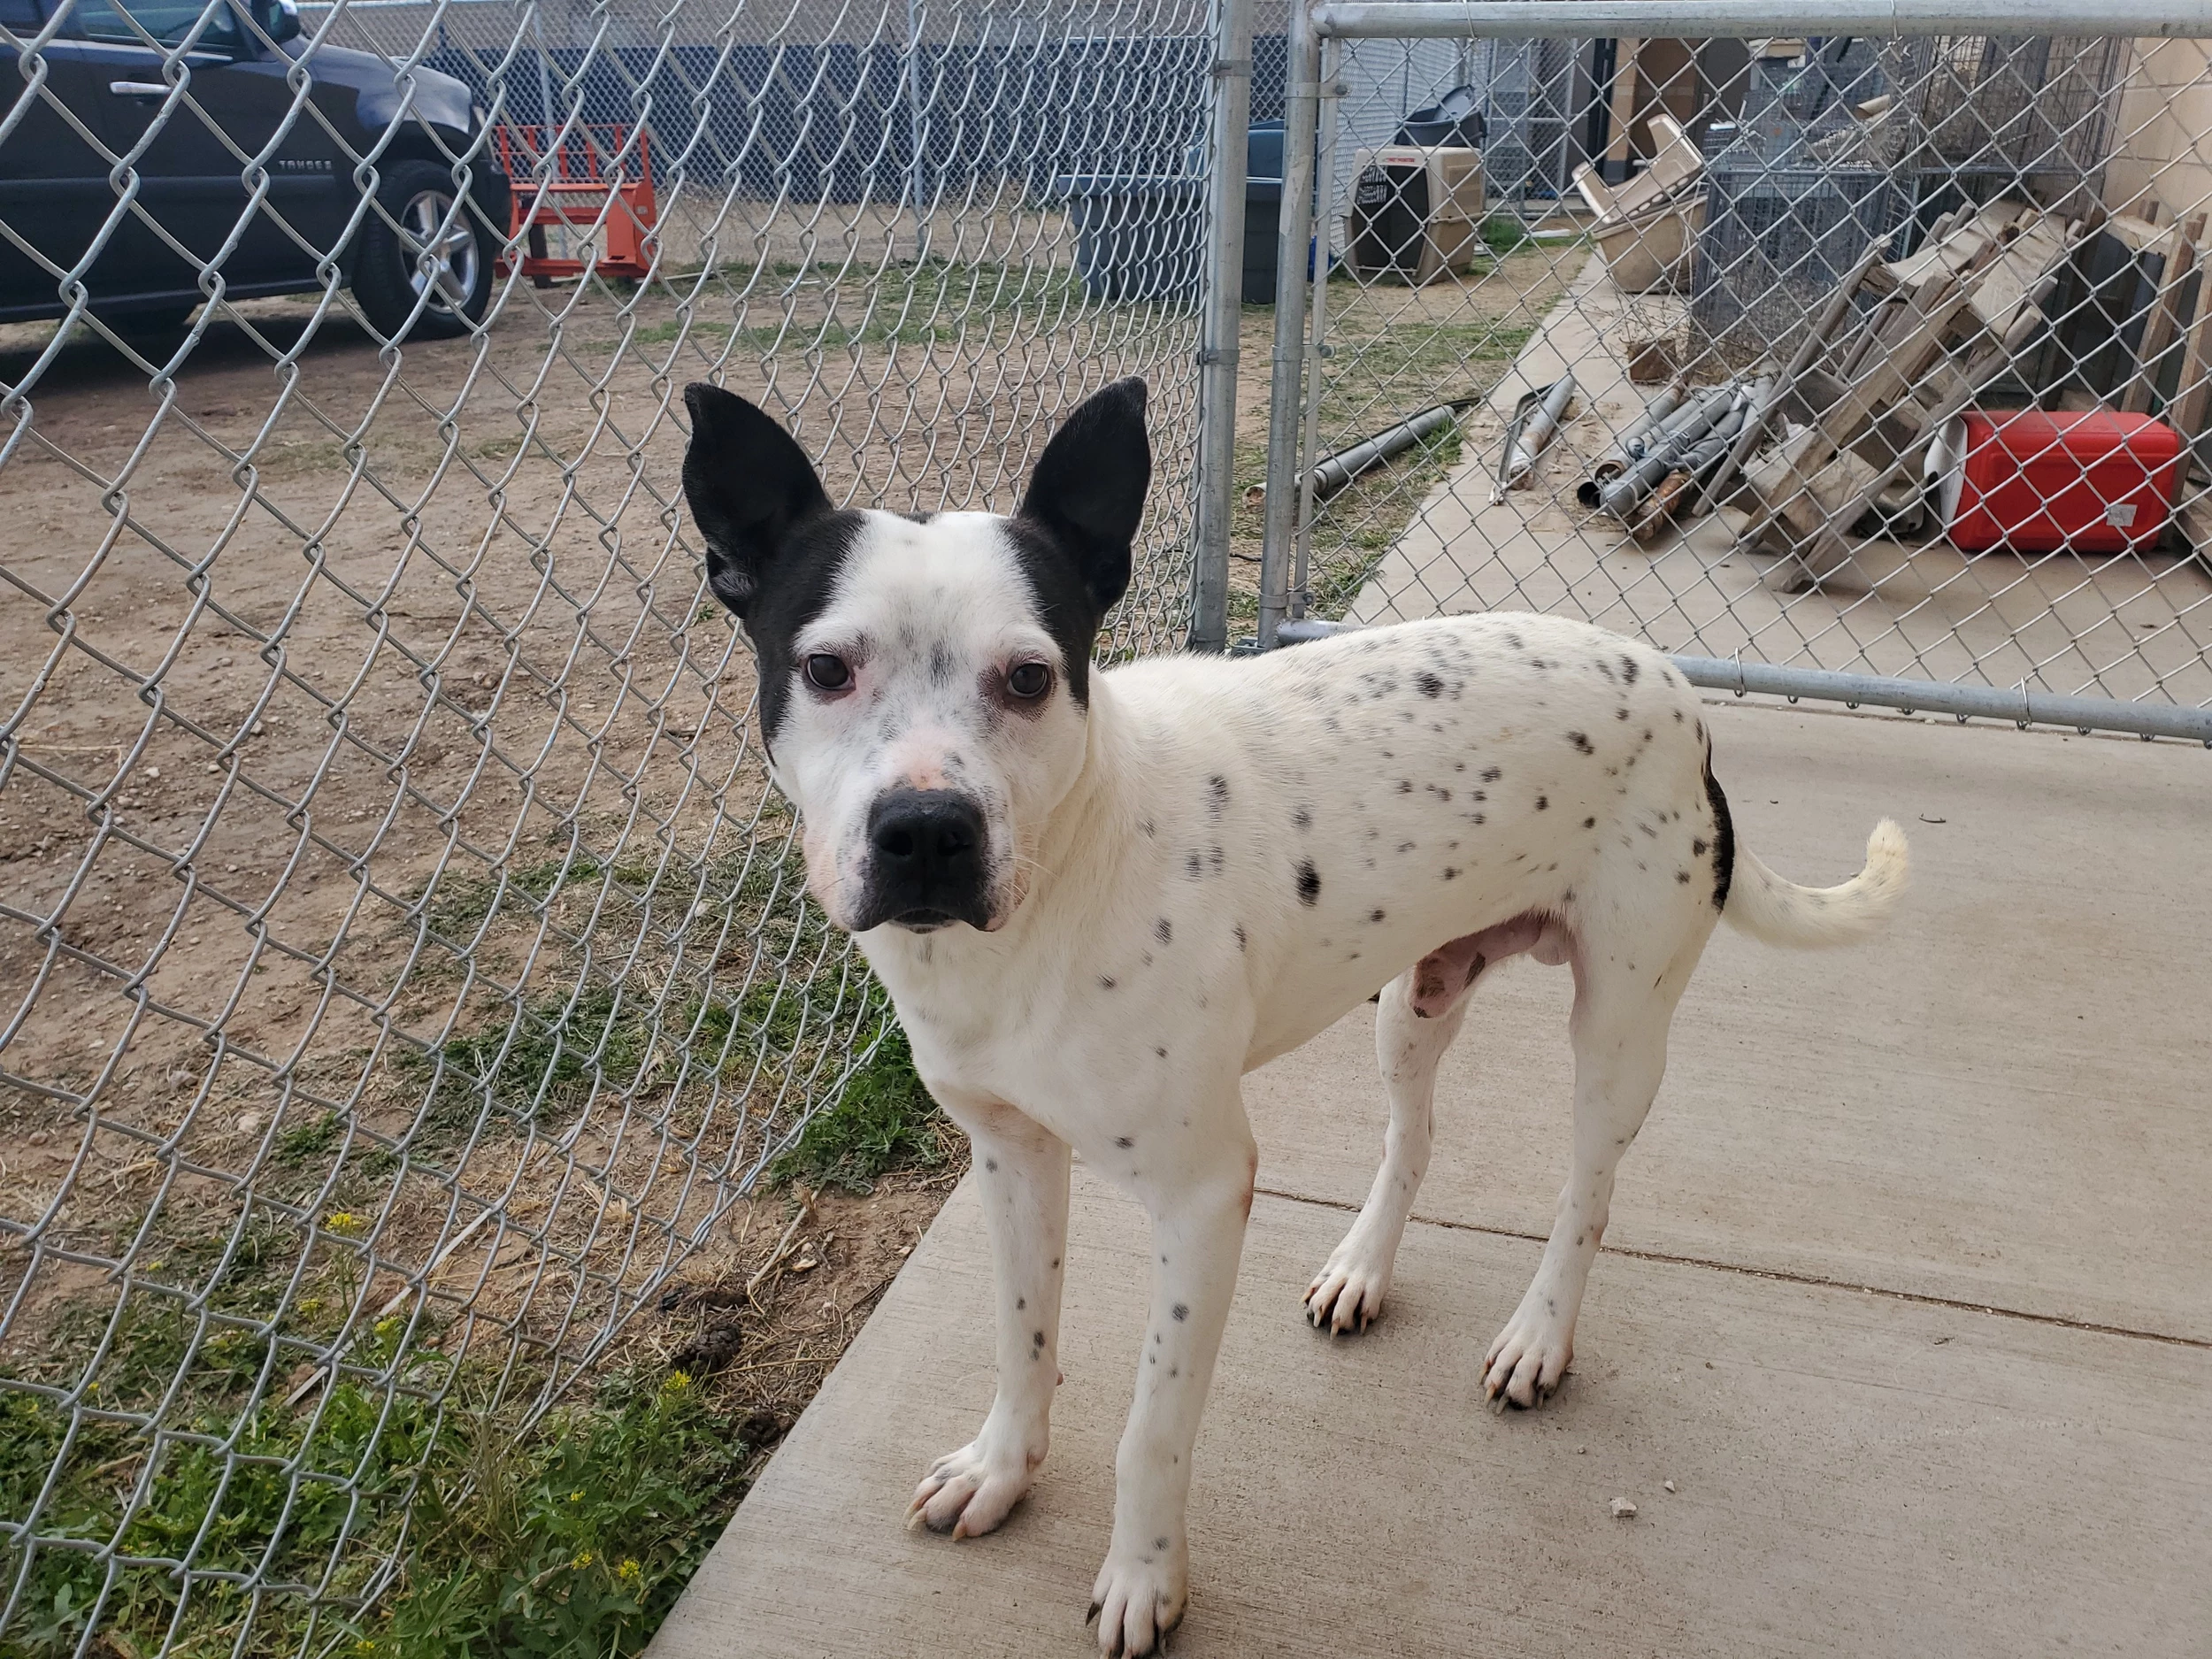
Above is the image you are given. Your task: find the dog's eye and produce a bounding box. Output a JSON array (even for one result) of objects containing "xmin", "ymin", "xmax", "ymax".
[
  {"xmin": 1007, "ymin": 662, "xmax": 1051, "ymax": 700},
  {"xmin": 803, "ymin": 653, "xmax": 852, "ymax": 692}
]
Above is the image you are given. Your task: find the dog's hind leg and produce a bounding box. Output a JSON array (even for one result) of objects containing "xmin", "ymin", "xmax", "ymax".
[
  {"xmin": 1304, "ymin": 947, "xmax": 1485, "ymax": 1334},
  {"xmin": 1480, "ymin": 929, "xmax": 1704, "ymax": 1409},
  {"xmin": 908, "ymin": 1100, "xmax": 1071, "ymax": 1538}
]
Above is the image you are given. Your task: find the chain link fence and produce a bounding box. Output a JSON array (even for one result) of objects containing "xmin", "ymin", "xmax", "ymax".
[
  {"xmin": 10, "ymin": 0, "xmax": 2212, "ymax": 1651},
  {"xmin": 0, "ymin": 0, "xmax": 1227, "ymax": 1649},
  {"xmin": 1255, "ymin": 4, "xmax": 2212, "ymax": 742}
]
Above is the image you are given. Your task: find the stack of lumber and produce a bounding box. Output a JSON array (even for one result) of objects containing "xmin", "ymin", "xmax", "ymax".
[
  {"xmin": 2092, "ymin": 208, "xmax": 2212, "ymax": 568},
  {"xmin": 1733, "ymin": 201, "xmax": 2083, "ymax": 587}
]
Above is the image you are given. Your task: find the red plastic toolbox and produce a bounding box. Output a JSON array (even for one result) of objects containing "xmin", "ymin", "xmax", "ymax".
[{"xmin": 1932, "ymin": 410, "xmax": 2183, "ymax": 554}]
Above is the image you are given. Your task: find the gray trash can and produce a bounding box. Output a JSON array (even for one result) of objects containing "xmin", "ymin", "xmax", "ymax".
[
  {"xmin": 1048, "ymin": 174, "xmax": 1208, "ymax": 304},
  {"xmin": 1048, "ymin": 122, "xmax": 1296, "ymax": 306}
]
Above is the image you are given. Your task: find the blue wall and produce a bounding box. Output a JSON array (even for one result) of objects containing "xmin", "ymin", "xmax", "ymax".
[{"xmin": 428, "ymin": 34, "xmax": 1291, "ymax": 203}]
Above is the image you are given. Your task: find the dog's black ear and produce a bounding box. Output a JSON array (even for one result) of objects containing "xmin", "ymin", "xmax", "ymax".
[
  {"xmin": 682, "ymin": 383, "xmax": 833, "ymax": 620},
  {"xmin": 1018, "ymin": 377, "xmax": 1150, "ymax": 615}
]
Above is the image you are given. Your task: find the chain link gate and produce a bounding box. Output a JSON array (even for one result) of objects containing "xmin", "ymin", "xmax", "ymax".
[
  {"xmin": 1251, "ymin": 0, "xmax": 2212, "ymax": 745},
  {"xmin": 0, "ymin": 0, "xmax": 1240, "ymax": 1649}
]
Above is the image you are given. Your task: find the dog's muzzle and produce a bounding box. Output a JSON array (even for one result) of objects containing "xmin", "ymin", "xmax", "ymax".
[{"xmin": 854, "ymin": 787, "xmax": 994, "ymax": 932}]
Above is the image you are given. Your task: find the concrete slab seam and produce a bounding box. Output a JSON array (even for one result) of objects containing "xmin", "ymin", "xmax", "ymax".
[{"xmin": 1256, "ymin": 1185, "xmax": 2212, "ymax": 1351}]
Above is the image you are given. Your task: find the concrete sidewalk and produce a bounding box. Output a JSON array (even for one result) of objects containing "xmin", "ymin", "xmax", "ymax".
[{"xmin": 650, "ymin": 701, "xmax": 2212, "ymax": 1658}]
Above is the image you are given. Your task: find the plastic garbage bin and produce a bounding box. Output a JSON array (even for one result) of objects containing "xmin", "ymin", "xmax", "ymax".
[
  {"xmin": 1049, "ymin": 175, "xmax": 1208, "ymax": 304},
  {"xmin": 1396, "ymin": 84, "xmax": 1487, "ymax": 150},
  {"xmin": 1048, "ymin": 122, "xmax": 1296, "ymax": 306}
]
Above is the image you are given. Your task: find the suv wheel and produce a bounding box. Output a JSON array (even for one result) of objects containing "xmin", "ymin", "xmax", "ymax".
[{"xmin": 352, "ymin": 160, "xmax": 495, "ymax": 340}]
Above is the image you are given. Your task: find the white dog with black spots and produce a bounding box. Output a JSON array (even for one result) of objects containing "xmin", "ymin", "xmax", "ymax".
[{"xmin": 681, "ymin": 377, "xmax": 1909, "ymax": 1656}]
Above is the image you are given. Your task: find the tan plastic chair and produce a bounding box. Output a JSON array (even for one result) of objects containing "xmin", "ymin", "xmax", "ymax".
[{"xmin": 1573, "ymin": 113, "xmax": 1707, "ymax": 292}]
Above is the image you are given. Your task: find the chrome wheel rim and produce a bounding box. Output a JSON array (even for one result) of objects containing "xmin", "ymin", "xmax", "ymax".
[{"xmin": 398, "ymin": 188, "xmax": 479, "ymax": 314}]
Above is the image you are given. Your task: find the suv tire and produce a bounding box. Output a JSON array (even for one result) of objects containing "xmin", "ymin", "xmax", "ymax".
[{"xmin": 352, "ymin": 159, "xmax": 496, "ymax": 341}]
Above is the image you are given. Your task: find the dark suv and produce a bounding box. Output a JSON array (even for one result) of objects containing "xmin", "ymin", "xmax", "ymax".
[{"xmin": 0, "ymin": 0, "xmax": 509, "ymax": 338}]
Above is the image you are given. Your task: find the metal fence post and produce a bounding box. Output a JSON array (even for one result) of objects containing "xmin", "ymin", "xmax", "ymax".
[
  {"xmin": 1190, "ymin": 0, "xmax": 1255, "ymax": 655},
  {"xmin": 1257, "ymin": 0, "xmax": 1323, "ymax": 650},
  {"xmin": 1291, "ymin": 33, "xmax": 1342, "ymax": 623}
]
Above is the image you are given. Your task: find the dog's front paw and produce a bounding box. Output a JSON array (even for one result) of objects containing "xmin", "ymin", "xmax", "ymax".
[
  {"xmin": 1088, "ymin": 1538, "xmax": 1187, "ymax": 1657},
  {"xmin": 905, "ymin": 1434, "xmax": 1040, "ymax": 1539},
  {"xmin": 1481, "ymin": 1296, "xmax": 1573, "ymax": 1410},
  {"xmin": 1302, "ymin": 1235, "xmax": 1393, "ymax": 1334}
]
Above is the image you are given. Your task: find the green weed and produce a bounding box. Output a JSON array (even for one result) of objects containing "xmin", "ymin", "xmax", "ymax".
[
  {"xmin": 278, "ymin": 1107, "xmax": 342, "ymax": 1165},
  {"xmin": 0, "ymin": 1329, "xmax": 446, "ymax": 1659},
  {"xmin": 403, "ymin": 986, "xmax": 652, "ymax": 1135},
  {"xmin": 1480, "ymin": 212, "xmax": 1538, "ymax": 255},
  {"xmin": 363, "ymin": 1370, "xmax": 765, "ymax": 1659},
  {"xmin": 0, "ymin": 1357, "xmax": 771, "ymax": 1659},
  {"xmin": 420, "ymin": 852, "xmax": 659, "ymax": 943},
  {"xmin": 769, "ymin": 1025, "xmax": 951, "ymax": 1192}
]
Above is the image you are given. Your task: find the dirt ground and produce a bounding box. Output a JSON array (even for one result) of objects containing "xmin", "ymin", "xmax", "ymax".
[
  {"xmin": 639, "ymin": 1164, "xmax": 966, "ymax": 1444},
  {"xmin": 0, "ymin": 249, "xmax": 1200, "ymax": 1310}
]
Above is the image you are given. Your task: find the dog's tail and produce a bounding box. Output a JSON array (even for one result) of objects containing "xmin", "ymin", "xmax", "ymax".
[{"xmin": 1723, "ymin": 818, "xmax": 1910, "ymax": 949}]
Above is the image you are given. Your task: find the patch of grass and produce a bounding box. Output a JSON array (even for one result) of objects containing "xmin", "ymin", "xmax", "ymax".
[
  {"xmin": 420, "ymin": 852, "xmax": 659, "ymax": 942},
  {"xmin": 0, "ymin": 1317, "xmax": 448, "ymax": 1659},
  {"xmin": 364, "ymin": 1369, "xmax": 766, "ymax": 1659},
  {"xmin": 1480, "ymin": 212, "xmax": 1537, "ymax": 255},
  {"xmin": 769, "ymin": 1025, "xmax": 952, "ymax": 1192},
  {"xmin": 1, "ymin": 1355, "xmax": 770, "ymax": 1659},
  {"xmin": 1307, "ymin": 421, "xmax": 1468, "ymax": 620},
  {"xmin": 1317, "ymin": 318, "xmax": 1535, "ymax": 435},
  {"xmin": 403, "ymin": 986, "xmax": 652, "ymax": 1136},
  {"xmin": 277, "ymin": 1106, "xmax": 342, "ymax": 1165}
]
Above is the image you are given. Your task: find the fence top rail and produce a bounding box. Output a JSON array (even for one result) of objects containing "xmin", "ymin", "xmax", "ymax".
[{"xmin": 1309, "ymin": 0, "xmax": 2212, "ymax": 40}]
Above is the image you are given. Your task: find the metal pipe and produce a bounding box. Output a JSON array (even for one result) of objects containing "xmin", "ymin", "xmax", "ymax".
[
  {"xmin": 1597, "ymin": 382, "xmax": 1736, "ymax": 518},
  {"xmin": 1631, "ymin": 403, "xmax": 1744, "ymax": 539},
  {"xmin": 1578, "ymin": 383, "xmax": 1683, "ymax": 506},
  {"xmin": 1276, "ymin": 618, "xmax": 1358, "ymax": 644},
  {"xmin": 1290, "ymin": 33, "xmax": 1345, "ymax": 623},
  {"xmin": 1673, "ymin": 657, "xmax": 2212, "ymax": 745},
  {"xmin": 1671, "ymin": 399, "xmax": 1749, "ymax": 482},
  {"xmin": 1695, "ymin": 234, "xmax": 1886, "ymax": 515},
  {"xmin": 1267, "ymin": 621, "xmax": 2212, "ymax": 744},
  {"xmin": 1304, "ymin": 403, "xmax": 1462, "ymax": 498},
  {"xmin": 906, "ymin": 0, "xmax": 929, "ymax": 264},
  {"xmin": 1189, "ymin": 0, "xmax": 1255, "ymax": 654},
  {"xmin": 1310, "ymin": 1, "xmax": 2212, "ymax": 40},
  {"xmin": 1494, "ymin": 373, "xmax": 1577, "ymax": 499},
  {"xmin": 1257, "ymin": 4, "xmax": 1324, "ymax": 651},
  {"xmin": 1613, "ymin": 383, "xmax": 1684, "ymax": 454}
]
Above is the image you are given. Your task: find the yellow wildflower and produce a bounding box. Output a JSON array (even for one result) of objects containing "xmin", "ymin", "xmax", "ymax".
[
  {"xmin": 570, "ymin": 1551, "xmax": 594, "ymax": 1571},
  {"xmin": 324, "ymin": 1212, "xmax": 363, "ymax": 1237},
  {"xmin": 616, "ymin": 1558, "xmax": 642, "ymax": 1585}
]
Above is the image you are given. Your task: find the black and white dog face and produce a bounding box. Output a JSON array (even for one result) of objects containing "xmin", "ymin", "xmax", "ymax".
[{"xmin": 681, "ymin": 378, "xmax": 1152, "ymax": 935}]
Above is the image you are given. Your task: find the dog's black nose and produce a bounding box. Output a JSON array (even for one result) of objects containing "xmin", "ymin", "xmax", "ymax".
[{"xmin": 861, "ymin": 789, "xmax": 990, "ymax": 930}]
